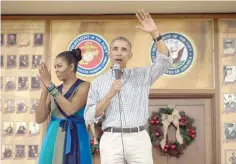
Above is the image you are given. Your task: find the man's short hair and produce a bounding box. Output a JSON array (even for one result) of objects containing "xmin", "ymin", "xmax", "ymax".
[{"xmin": 110, "ymin": 36, "xmax": 132, "ymax": 50}]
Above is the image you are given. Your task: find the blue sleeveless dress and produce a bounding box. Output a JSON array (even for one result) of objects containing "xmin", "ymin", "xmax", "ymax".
[{"xmin": 38, "ymin": 79, "xmax": 92, "ymax": 164}]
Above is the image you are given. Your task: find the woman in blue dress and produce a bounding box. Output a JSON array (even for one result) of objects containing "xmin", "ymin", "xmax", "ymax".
[{"xmin": 35, "ymin": 48, "xmax": 92, "ymax": 164}]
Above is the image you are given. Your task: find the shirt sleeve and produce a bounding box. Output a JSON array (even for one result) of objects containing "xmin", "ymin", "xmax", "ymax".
[
  {"xmin": 147, "ymin": 53, "xmax": 173, "ymax": 85},
  {"xmin": 84, "ymin": 81, "xmax": 103, "ymax": 124}
]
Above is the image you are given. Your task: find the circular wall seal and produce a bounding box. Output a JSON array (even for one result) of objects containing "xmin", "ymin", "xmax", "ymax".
[{"xmin": 68, "ymin": 33, "xmax": 109, "ymax": 76}]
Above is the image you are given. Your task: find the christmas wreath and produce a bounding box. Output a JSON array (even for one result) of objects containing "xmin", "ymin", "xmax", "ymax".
[
  {"xmin": 148, "ymin": 107, "xmax": 196, "ymax": 158},
  {"xmin": 89, "ymin": 122, "xmax": 103, "ymax": 155}
]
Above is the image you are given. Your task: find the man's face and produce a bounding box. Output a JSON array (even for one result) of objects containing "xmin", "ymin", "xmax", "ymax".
[
  {"xmin": 226, "ymin": 42, "xmax": 232, "ymax": 48},
  {"xmin": 109, "ymin": 40, "xmax": 132, "ymax": 69},
  {"xmin": 227, "ymin": 69, "xmax": 232, "ymax": 75}
]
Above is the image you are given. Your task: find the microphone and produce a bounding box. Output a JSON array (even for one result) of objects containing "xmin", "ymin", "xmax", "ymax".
[{"xmin": 113, "ymin": 63, "xmax": 121, "ymax": 80}]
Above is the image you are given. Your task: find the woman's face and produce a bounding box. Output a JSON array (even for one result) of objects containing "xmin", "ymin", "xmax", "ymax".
[{"xmin": 54, "ymin": 57, "xmax": 73, "ymax": 81}]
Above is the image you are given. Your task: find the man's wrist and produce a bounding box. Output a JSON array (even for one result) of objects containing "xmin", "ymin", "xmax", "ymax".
[{"xmin": 151, "ymin": 30, "xmax": 160, "ymax": 39}]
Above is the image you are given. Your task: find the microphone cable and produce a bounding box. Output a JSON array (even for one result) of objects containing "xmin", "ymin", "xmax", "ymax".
[{"xmin": 117, "ymin": 91, "xmax": 127, "ymax": 164}]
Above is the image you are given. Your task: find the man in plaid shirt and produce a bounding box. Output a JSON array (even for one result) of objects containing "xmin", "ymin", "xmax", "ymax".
[{"xmin": 85, "ymin": 9, "xmax": 173, "ymax": 164}]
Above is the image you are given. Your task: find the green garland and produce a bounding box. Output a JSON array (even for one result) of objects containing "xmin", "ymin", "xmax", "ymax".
[
  {"xmin": 90, "ymin": 122, "xmax": 102, "ymax": 155},
  {"xmin": 148, "ymin": 107, "xmax": 196, "ymax": 158}
]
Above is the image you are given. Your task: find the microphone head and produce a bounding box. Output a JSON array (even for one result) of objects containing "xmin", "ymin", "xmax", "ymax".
[{"xmin": 113, "ymin": 63, "xmax": 120, "ymax": 70}]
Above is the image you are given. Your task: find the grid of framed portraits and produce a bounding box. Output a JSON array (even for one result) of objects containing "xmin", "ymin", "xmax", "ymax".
[
  {"xmin": 1, "ymin": 144, "xmax": 39, "ymax": 160},
  {"xmin": 1, "ymin": 33, "xmax": 44, "ymax": 47},
  {"xmin": 224, "ymin": 149, "xmax": 236, "ymax": 164},
  {"xmin": 2, "ymin": 121, "xmax": 40, "ymax": 136},
  {"xmin": 221, "ymin": 20, "xmax": 236, "ymax": 164},
  {"xmin": 1, "ymin": 21, "xmax": 45, "ymax": 162},
  {"xmin": 1, "ymin": 98, "xmax": 39, "ymax": 114},
  {"xmin": 0, "ymin": 75, "xmax": 41, "ymax": 91},
  {"xmin": 1, "ymin": 54, "xmax": 43, "ymax": 70}
]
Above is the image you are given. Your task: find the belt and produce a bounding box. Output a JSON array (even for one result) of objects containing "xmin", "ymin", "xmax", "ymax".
[
  {"xmin": 104, "ymin": 126, "xmax": 145, "ymax": 133},
  {"xmin": 51, "ymin": 116, "xmax": 84, "ymax": 155}
]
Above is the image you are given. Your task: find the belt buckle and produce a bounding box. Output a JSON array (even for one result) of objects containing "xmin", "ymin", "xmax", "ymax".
[{"xmin": 129, "ymin": 128, "xmax": 131, "ymax": 133}]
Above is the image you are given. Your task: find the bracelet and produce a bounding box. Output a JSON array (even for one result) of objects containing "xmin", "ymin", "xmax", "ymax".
[
  {"xmin": 153, "ymin": 34, "xmax": 162, "ymax": 42},
  {"xmin": 49, "ymin": 87, "xmax": 60, "ymax": 97},
  {"xmin": 47, "ymin": 83, "xmax": 56, "ymax": 92}
]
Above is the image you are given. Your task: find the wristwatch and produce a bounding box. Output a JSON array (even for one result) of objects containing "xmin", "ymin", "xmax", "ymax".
[{"xmin": 153, "ymin": 34, "xmax": 162, "ymax": 42}]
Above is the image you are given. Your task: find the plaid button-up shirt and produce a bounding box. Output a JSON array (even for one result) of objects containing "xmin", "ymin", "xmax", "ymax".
[{"xmin": 84, "ymin": 54, "xmax": 173, "ymax": 130}]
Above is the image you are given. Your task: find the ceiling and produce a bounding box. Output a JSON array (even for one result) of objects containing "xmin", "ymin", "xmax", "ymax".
[{"xmin": 1, "ymin": 1, "xmax": 236, "ymax": 15}]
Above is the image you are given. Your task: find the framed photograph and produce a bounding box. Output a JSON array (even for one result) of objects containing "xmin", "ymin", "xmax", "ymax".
[
  {"xmin": 16, "ymin": 99, "xmax": 28, "ymax": 114},
  {"xmin": 225, "ymin": 149, "xmax": 236, "ymax": 164},
  {"xmin": 29, "ymin": 99, "xmax": 39, "ymax": 114},
  {"xmin": 6, "ymin": 55, "xmax": 17, "ymax": 69},
  {"xmin": 1, "ymin": 76, "xmax": 3, "ymax": 89},
  {"xmin": 223, "ymin": 38, "xmax": 236, "ymax": 56},
  {"xmin": 18, "ymin": 76, "xmax": 29, "ymax": 91},
  {"xmin": 2, "ymin": 121, "xmax": 14, "ymax": 136},
  {"xmin": 1, "ymin": 55, "xmax": 4, "ymax": 67},
  {"xmin": 19, "ymin": 55, "xmax": 29, "ymax": 68},
  {"xmin": 1, "ymin": 145, "xmax": 13, "ymax": 159},
  {"xmin": 34, "ymin": 33, "xmax": 44, "ymax": 46},
  {"xmin": 224, "ymin": 122, "xmax": 236, "ymax": 141},
  {"xmin": 224, "ymin": 66, "xmax": 236, "ymax": 83},
  {"xmin": 7, "ymin": 34, "xmax": 16, "ymax": 46},
  {"xmin": 224, "ymin": 94, "xmax": 236, "ymax": 113},
  {"xmin": 32, "ymin": 55, "xmax": 42, "ymax": 68},
  {"xmin": 16, "ymin": 122, "xmax": 27, "ymax": 136},
  {"xmin": 3, "ymin": 99, "xmax": 15, "ymax": 113},
  {"xmin": 5, "ymin": 76, "xmax": 16, "ymax": 91},
  {"xmin": 1, "ymin": 34, "xmax": 4, "ymax": 45},
  {"xmin": 31, "ymin": 76, "xmax": 40, "ymax": 90},
  {"xmin": 18, "ymin": 33, "xmax": 30, "ymax": 47},
  {"xmin": 28, "ymin": 145, "xmax": 38, "ymax": 158},
  {"xmin": 29, "ymin": 121, "xmax": 40, "ymax": 136},
  {"xmin": 15, "ymin": 145, "xmax": 25, "ymax": 158},
  {"xmin": 0, "ymin": 99, "xmax": 2, "ymax": 112}
]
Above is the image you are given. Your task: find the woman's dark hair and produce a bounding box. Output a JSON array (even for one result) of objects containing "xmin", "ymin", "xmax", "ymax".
[{"xmin": 56, "ymin": 48, "xmax": 82, "ymax": 72}]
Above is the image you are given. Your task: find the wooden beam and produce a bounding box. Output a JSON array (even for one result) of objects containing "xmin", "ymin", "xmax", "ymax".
[
  {"xmin": 149, "ymin": 89, "xmax": 215, "ymax": 99},
  {"xmin": 2, "ymin": 13, "xmax": 236, "ymax": 20}
]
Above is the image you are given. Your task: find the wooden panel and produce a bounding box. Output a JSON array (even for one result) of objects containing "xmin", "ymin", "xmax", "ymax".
[
  {"xmin": 2, "ymin": 14, "xmax": 236, "ymax": 20},
  {"xmin": 149, "ymin": 104, "xmax": 168, "ymax": 164},
  {"xmin": 50, "ymin": 19, "xmax": 214, "ymax": 89},
  {"xmin": 148, "ymin": 99, "xmax": 213, "ymax": 164},
  {"xmin": 149, "ymin": 89, "xmax": 214, "ymax": 99}
]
